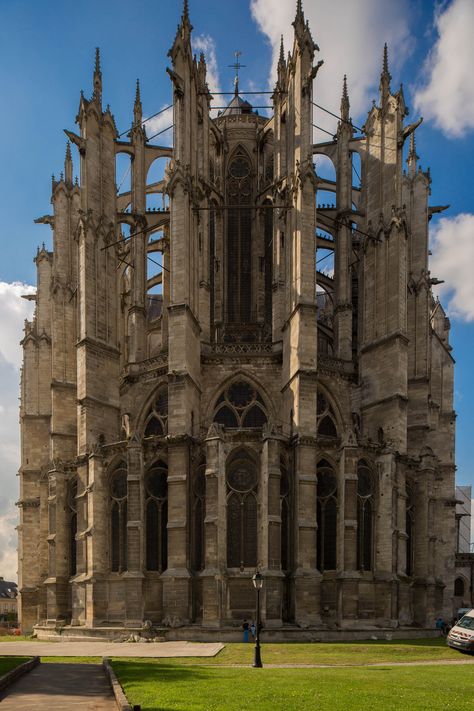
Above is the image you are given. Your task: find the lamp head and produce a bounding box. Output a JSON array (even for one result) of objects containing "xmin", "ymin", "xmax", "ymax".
[{"xmin": 252, "ymin": 571, "xmax": 264, "ymax": 590}]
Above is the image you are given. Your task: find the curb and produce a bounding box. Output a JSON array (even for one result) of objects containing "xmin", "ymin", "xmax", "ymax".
[
  {"xmin": 103, "ymin": 657, "xmax": 139, "ymax": 711},
  {"xmin": 0, "ymin": 656, "xmax": 40, "ymax": 692}
]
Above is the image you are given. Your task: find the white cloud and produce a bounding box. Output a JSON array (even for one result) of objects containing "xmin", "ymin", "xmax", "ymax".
[
  {"xmin": 414, "ymin": 0, "xmax": 474, "ymax": 138},
  {"xmin": 430, "ymin": 213, "xmax": 474, "ymax": 321},
  {"xmin": 0, "ymin": 282, "xmax": 35, "ymax": 582},
  {"xmin": 145, "ymin": 105, "xmax": 174, "ymax": 144},
  {"xmin": 250, "ymin": 0, "xmax": 413, "ymax": 133},
  {"xmin": 192, "ymin": 34, "xmax": 221, "ymax": 95}
]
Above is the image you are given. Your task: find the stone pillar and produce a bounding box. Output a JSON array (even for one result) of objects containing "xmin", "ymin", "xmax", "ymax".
[
  {"xmin": 260, "ymin": 427, "xmax": 284, "ymax": 627},
  {"xmin": 162, "ymin": 437, "xmax": 191, "ymax": 624},
  {"xmin": 293, "ymin": 439, "xmax": 321, "ymax": 625},
  {"xmin": 201, "ymin": 424, "xmax": 224, "ymax": 626},
  {"xmin": 45, "ymin": 466, "xmax": 69, "ymax": 622},
  {"xmin": 71, "ymin": 458, "xmax": 88, "ymax": 625},
  {"xmin": 374, "ymin": 452, "xmax": 396, "ymax": 625},
  {"xmin": 120, "ymin": 435, "xmax": 145, "ymax": 625},
  {"xmin": 396, "ymin": 465, "xmax": 411, "ymax": 625},
  {"xmin": 84, "ymin": 450, "xmax": 111, "ymax": 626},
  {"xmin": 339, "ymin": 446, "xmax": 359, "ymax": 624},
  {"xmin": 412, "ymin": 453, "xmax": 436, "ymax": 625}
]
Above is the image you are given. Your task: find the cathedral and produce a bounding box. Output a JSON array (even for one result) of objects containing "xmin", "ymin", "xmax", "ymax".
[{"xmin": 18, "ymin": 1, "xmax": 458, "ymax": 639}]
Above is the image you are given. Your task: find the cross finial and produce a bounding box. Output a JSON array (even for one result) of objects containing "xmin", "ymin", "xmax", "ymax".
[{"xmin": 228, "ymin": 50, "xmax": 246, "ymax": 96}]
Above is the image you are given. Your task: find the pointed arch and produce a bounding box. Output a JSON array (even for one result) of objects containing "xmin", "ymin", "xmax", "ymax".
[
  {"xmin": 141, "ymin": 384, "xmax": 169, "ymax": 437},
  {"xmin": 213, "ymin": 379, "xmax": 268, "ymax": 430},
  {"xmin": 145, "ymin": 459, "xmax": 168, "ymax": 573},
  {"xmin": 109, "ymin": 461, "xmax": 128, "ymax": 573},
  {"xmin": 316, "ymin": 457, "xmax": 338, "ymax": 571},
  {"xmin": 357, "ymin": 459, "xmax": 375, "ymax": 571}
]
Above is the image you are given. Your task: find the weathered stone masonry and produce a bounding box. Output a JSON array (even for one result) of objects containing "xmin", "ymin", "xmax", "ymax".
[{"xmin": 18, "ymin": 1, "xmax": 457, "ymax": 637}]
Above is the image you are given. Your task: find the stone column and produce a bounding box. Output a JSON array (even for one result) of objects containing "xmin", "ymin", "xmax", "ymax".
[
  {"xmin": 412, "ymin": 453, "xmax": 436, "ymax": 625},
  {"xmin": 201, "ymin": 424, "xmax": 224, "ymax": 626},
  {"xmin": 84, "ymin": 449, "xmax": 111, "ymax": 626},
  {"xmin": 121, "ymin": 435, "xmax": 145, "ymax": 625},
  {"xmin": 374, "ymin": 451, "xmax": 396, "ymax": 625},
  {"xmin": 339, "ymin": 446, "xmax": 359, "ymax": 624},
  {"xmin": 396, "ymin": 464, "xmax": 411, "ymax": 625},
  {"xmin": 162, "ymin": 437, "xmax": 191, "ymax": 625},
  {"xmin": 293, "ymin": 439, "xmax": 321, "ymax": 625},
  {"xmin": 260, "ymin": 426, "xmax": 284, "ymax": 627},
  {"xmin": 45, "ymin": 465, "xmax": 69, "ymax": 623}
]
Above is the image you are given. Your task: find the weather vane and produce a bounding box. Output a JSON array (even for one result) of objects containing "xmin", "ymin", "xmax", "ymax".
[{"xmin": 228, "ymin": 50, "xmax": 246, "ymax": 95}]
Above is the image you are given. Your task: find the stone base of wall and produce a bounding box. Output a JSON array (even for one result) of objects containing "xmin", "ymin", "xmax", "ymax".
[{"xmin": 34, "ymin": 623, "xmax": 440, "ymax": 643}]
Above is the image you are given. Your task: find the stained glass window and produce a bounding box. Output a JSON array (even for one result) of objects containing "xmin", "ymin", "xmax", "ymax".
[
  {"xmin": 316, "ymin": 460, "xmax": 337, "ymax": 571},
  {"xmin": 226, "ymin": 452, "xmax": 258, "ymax": 568},
  {"xmin": 110, "ymin": 463, "xmax": 128, "ymax": 573}
]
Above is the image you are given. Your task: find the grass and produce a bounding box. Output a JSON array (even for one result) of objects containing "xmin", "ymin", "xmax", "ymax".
[
  {"xmin": 0, "ymin": 656, "xmax": 32, "ymax": 677},
  {"xmin": 111, "ymin": 661, "xmax": 474, "ymax": 711}
]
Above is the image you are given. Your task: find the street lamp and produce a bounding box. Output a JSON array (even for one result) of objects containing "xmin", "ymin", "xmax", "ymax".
[{"xmin": 252, "ymin": 570, "xmax": 264, "ymax": 668}]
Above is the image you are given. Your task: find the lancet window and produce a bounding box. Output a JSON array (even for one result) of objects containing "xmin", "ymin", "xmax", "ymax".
[
  {"xmin": 214, "ymin": 380, "xmax": 267, "ymax": 429},
  {"xmin": 192, "ymin": 461, "xmax": 206, "ymax": 572},
  {"xmin": 226, "ymin": 451, "xmax": 258, "ymax": 569},
  {"xmin": 406, "ymin": 481, "xmax": 414, "ymax": 577},
  {"xmin": 357, "ymin": 461, "xmax": 374, "ymax": 571},
  {"xmin": 226, "ymin": 147, "xmax": 252, "ymax": 323},
  {"xmin": 316, "ymin": 459, "xmax": 338, "ymax": 571},
  {"xmin": 110, "ymin": 463, "xmax": 128, "ymax": 573},
  {"xmin": 317, "ymin": 391, "xmax": 338, "ymax": 439},
  {"xmin": 280, "ymin": 457, "xmax": 291, "ymax": 572},
  {"xmin": 143, "ymin": 388, "xmax": 168, "ymax": 437},
  {"xmin": 263, "ymin": 199, "xmax": 273, "ymax": 329},
  {"xmin": 145, "ymin": 461, "xmax": 168, "ymax": 573}
]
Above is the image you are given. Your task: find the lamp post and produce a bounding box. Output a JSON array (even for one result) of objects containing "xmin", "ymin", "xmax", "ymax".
[{"xmin": 252, "ymin": 570, "xmax": 264, "ymax": 668}]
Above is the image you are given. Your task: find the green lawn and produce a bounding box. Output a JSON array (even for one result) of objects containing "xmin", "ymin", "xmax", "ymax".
[
  {"xmin": 0, "ymin": 657, "xmax": 32, "ymax": 677},
  {"xmin": 111, "ymin": 661, "xmax": 474, "ymax": 711}
]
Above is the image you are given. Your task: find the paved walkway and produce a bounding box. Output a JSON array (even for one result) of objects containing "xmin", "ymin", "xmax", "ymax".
[
  {"xmin": 0, "ymin": 663, "xmax": 116, "ymax": 710},
  {"xmin": 0, "ymin": 639, "xmax": 224, "ymax": 658}
]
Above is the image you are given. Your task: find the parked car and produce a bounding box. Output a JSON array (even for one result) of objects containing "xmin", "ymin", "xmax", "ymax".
[{"xmin": 447, "ymin": 609, "xmax": 474, "ymax": 654}]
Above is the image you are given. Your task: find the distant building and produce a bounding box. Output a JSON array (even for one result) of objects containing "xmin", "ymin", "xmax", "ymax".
[
  {"xmin": 0, "ymin": 578, "xmax": 18, "ymax": 620},
  {"xmin": 455, "ymin": 486, "xmax": 473, "ymax": 609}
]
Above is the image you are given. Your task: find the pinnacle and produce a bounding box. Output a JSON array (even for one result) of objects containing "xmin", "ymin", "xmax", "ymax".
[
  {"xmin": 382, "ymin": 42, "xmax": 391, "ymax": 81},
  {"xmin": 65, "ymin": 141, "xmax": 72, "ymax": 163},
  {"xmin": 296, "ymin": 0, "xmax": 303, "ymax": 18},
  {"xmin": 279, "ymin": 35, "xmax": 285, "ymax": 64},
  {"xmin": 340, "ymin": 74, "xmax": 350, "ymax": 122},
  {"xmin": 95, "ymin": 47, "xmax": 101, "ymax": 76},
  {"xmin": 135, "ymin": 78, "xmax": 141, "ymax": 104}
]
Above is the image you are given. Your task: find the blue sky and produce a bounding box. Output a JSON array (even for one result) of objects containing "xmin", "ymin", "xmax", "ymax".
[{"xmin": 0, "ymin": 0, "xmax": 473, "ymax": 577}]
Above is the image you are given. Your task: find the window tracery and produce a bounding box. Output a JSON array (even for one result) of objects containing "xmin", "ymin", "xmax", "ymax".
[
  {"xmin": 226, "ymin": 451, "xmax": 258, "ymax": 569},
  {"xmin": 144, "ymin": 388, "xmax": 168, "ymax": 437},
  {"xmin": 316, "ymin": 459, "xmax": 337, "ymax": 571},
  {"xmin": 145, "ymin": 461, "xmax": 168, "ymax": 573},
  {"xmin": 317, "ymin": 391, "xmax": 338, "ymax": 439},
  {"xmin": 357, "ymin": 461, "xmax": 374, "ymax": 571},
  {"xmin": 110, "ymin": 463, "xmax": 128, "ymax": 573},
  {"xmin": 227, "ymin": 147, "xmax": 252, "ymax": 323},
  {"xmin": 214, "ymin": 381, "xmax": 267, "ymax": 429}
]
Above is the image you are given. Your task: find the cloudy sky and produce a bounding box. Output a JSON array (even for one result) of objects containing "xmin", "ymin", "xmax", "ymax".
[{"xmin": 0, "ymin": 0, "xmax": 473, "ymax": 579}]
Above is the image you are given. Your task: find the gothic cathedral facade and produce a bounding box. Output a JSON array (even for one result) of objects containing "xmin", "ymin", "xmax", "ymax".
[{"xmin": 19, "ymin": 2, "xmax": 457, "ymax": 637}]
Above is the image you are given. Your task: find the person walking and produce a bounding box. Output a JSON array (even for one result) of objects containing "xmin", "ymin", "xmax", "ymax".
[{"xmin": 242, "ymin": 619, "xmax": 250, "ymax": 642}]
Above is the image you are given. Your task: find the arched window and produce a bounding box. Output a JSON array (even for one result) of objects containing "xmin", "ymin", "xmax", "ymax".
[
  {"xmin": 145, "ymin": 462, "xmax": 168, "ymax": 572},
  {"xmin": 454, "ymin": 577, "xmax": 465, "ymax": 597},
  {"xmin": 143, "ymin": 388, "xmax": 168, "ymax": 437},
  {"xmin": 357, "ymin": 461, "xmax": 374, "ymax": 571},
  {"xmin": 110, "ymin": 463, "xmax": 128, "ymax": 573},
  {"xmin": 214, "ymin": 381, "xmax": 267, "ymax": 429},
  {"xmin": 226, "ymin": 451, "xmax": 258, "ymax": 568},
  {"xmin": 192, "ymin": 461, "xmax": 206, "ymax": 572},
  {"xmin": 317, "ymin": 391, "xmax": 338, "ymax": 439},
  {"xmin": 406, "ymin": 481, "xmax": 414, "ymax": 577},
  {"xmin": 227, "ymin": 147, "xmax": 252, "ymax": 323},
  {"xmin": 68, "ymin": 478, "xmax": 77, "ymax": 578},
  {"xmin": 316, "ymin": 459, "xmax": 337, "ymax": 571},
  {"xmin": 280, "ymin": 457, "xmax": 291, "ymax": 572}
]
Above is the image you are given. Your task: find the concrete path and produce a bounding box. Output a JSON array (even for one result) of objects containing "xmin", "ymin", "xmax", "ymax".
[
  {"xmin": 0, "ymin": 663, "xmax": 116, "ymax": 710},
  {"xmin": 0, "ymin": 639, "xmax": 224, "ymax": 658}
]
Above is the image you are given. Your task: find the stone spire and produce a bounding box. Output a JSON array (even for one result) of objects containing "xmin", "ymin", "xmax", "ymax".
[
  {"xmin": 64, "ymin": 141, "xmax": 73, "ymax": 186},
  {"xmin": 379, "ymin": 43, "xmax": 391, "ymax": 102},
  {"xmin": 407, "ymin": 130, "xmax": 419, "ymax": 176},
  {"xmin": 293, "ymin": 0, "xmax": 305, "ymax": 33},
  {"xmin": 134, "ymin": 79, "xmax": 142, "ymax": 126},
  {"xmin": 93, "ymin": 47, "xmax": 102, "ymax": 103},
  {"xmin": 180, "ymin": 0, "xmax": 193, "ymax": 39},
  {"xmin": 340, "ymin": 74, "xmax": 350, "ymax": 122},
  {"xmin": 279, "ymin": 35, "xmax": 285, "ymax": 67}
]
